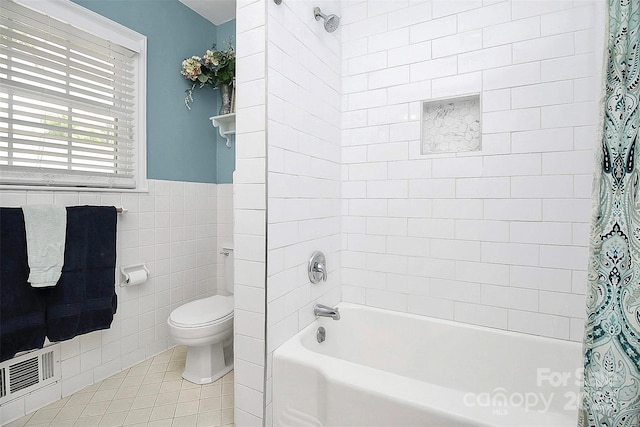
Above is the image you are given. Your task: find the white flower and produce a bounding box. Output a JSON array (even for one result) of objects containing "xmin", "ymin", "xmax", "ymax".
[{"xmin": 180, "ymin": 56, "xmax": 202, "ymax": 81}]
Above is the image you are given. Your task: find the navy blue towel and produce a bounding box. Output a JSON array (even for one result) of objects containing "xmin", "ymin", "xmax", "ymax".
[
  {"xmin": 44, "ymin": 206, "xmax": 118, "ymax": 342},
  {"xmin": 0, "ymin": 208, "xmax": 47, "ymax": 362}
]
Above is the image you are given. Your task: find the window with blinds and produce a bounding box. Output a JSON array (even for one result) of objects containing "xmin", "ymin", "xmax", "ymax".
[{"xmin": 0, "ymin": 0, "xmax": 146, "ymax": 189}]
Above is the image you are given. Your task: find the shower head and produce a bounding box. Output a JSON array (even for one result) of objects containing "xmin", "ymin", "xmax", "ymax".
[{"xmin": 314, "ymin": 6, "xmax": 340, "ymax": 33}]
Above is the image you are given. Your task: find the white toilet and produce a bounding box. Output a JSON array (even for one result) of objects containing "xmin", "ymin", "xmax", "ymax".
[{"xmin": 167, "ymin": 248, "xmax": 234, "ymax": 384}]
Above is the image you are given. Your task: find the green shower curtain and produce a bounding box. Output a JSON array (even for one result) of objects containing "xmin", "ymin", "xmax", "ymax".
[{"xmin": 581, "ymin": 0, "xmax": 640, "ymax": 425}]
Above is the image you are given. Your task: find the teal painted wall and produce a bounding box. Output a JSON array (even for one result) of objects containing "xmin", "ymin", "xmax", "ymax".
[
  {"xmin": 215, "ymin": 20, "xmax": 236, "ymax": 184},
  {"xmin": 72, "ymin": 0, "xmax": 235, "ymax": 183}
]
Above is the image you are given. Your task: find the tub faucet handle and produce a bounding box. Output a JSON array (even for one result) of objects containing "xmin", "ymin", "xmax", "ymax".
[
  {"xmin": 315, "ymin": 262, "xmax": 327, "ymax": 282},
  {"xmin": 308, "ymin": 251, "xmax": 327, "ymax": 284}
]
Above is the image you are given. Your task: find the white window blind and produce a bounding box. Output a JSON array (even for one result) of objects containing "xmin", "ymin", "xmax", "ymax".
[{"xmin": 0, "ymin": 0, "xmax": 145, "ymax": 189}]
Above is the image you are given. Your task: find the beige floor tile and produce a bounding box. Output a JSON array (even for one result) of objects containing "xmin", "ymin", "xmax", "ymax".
[
  {"xmin": 52, "ymin": 405, "xmax": 83, "ymax": 422},
  {"xmin": 73, "ymin": 415, "xmax": 101, "ymax": 427},
  {"xmin": 80, "ymin": 401, "xmax": 110, "ymax": 418},
  {"xmin": 149, "ymin": 403, "xmax": 177, "ymax": 421},
  {"xmin": 115, "ymin": 385, "xmax": 140, "ymax": 399},
  {"xmin": 199, "ymin": 397, "xmax": 221, "ymax": 412},
  {"xmin": 155, "ymin": 391, "xmax": 179, "ymax": 406},
  {"xmin": 143, "ymin": 371, "xmax": 166, "ymax": 384},
  {"xmin": 44, "ymin": 398, "xmax": 70, "ymax": 410},
  {"xmin": 8, "ymin": 348, "xmax": 234, "ymax": 427},
  {"xmin": 221, "ymin": 394, "xmax": 233, "ymax": 410},
  {"xmin": 151, "ymin": 353, "xmax": 172, "ymax": 365},
  {"xmin": 89, "ymin": 389, "xmax": 118, "ymax": 403},
  {"xmin": 97, "ymin": 378, "xmax": 124, "ymax": 391},
  {"xmin": 65, "ymin": 392, "xmax": 94, "ymax": 407},
  {"xmin": 200, "ymin": 383, "xmax": 221, "ymax": 399},
  {"xmin": 196, "ymin": 410, "xmax": 221, "ymax": 427},
  {"xmin": 171, "ymin": 414, "xmax": 197, "ymax": 427},
  {"xmin": 131, "ymin": 359, "xmax": 152, "ymax": 370},
  {"xmin": 147, "ymin": 419, "xmax": 173, "ymax": 427},
  {"xmin": 130, "ymin": 394, "xmax": 157, "ymax": 410},
  {"xmin": 220, "ymin": 409, "xmax": 233, "ymax": 425},
  {"xmin": 107, "ymin": 369, "xmax": 128, "ymax": 380},
  {"xmin": 4, "ymin": 414, "xmax": 32, "ymax": 427},
  {"xmin": 47, "ymin": 420, "xmax": 75, "ymax": 427},
  {"xmin": 163, "ymin": 371, "xmax": 183, "ymax": 382},
  {"xmin": 171, "ymin": 348, "xmax": 187, "ymax": 359},
  {"xmin": 97, "ymin": 411, "xmax": 127, "ymax": 427},
  {"xmin": 26, "ymin": 408, "xmax": 60, "ymax": 425},
  {"xmin": 79, "ymin": 383, "xmax": 100, "ymax": 394},
  {"xmin": 180, "ymin": 380, "xmax": 200, "ymax": 391},
  {"xmin": 222, "ymin": 372, "xmax": 233, "ymax": 384},
  {"xmin": 123, "ymin": 407, "xmax": 152, "ymax": 425},
  {"xmin": 147, "ymin": 363, "xmax": 169, "ymax": 374},
  {"xmin": 174, "ymin": 400, "xmax": 199, "ymax": 418},
  {"xmin": 105, "ymin": 398, "xmax": 134, "ymax": 414},
  {"xmin": 119, "ymin": 375, "xmax": 144, "ymax": 389},
  {"xmin": 178, "ymin": 388, "xmax": 200, "ymax": 403},
  {"xmin": 138, "ymin": 382, "xmax": 163, "ymax": 396},
  {"xmin": 159, "ymin": 380, "xmax": 182, "ymax": 394},
  {"xmin": 167, "ymin": 361, "xmax": 184, "ymax": 373},
  {"xmin": 221, "ymin": 383, "xmax": 233, "ymax": 396}
]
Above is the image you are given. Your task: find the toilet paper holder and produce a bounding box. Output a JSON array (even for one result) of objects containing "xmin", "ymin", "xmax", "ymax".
[{"xmin": 119, "ymin": 264, "xmax": 150, "ymax": 287}]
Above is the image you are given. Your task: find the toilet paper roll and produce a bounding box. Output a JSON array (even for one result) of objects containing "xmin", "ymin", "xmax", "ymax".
[{"xmin": 125, "ymin": 269, "xmax": 148, "ymax": 286}]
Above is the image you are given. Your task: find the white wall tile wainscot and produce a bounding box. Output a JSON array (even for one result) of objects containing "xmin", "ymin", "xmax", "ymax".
[{"xmin": 0, "ymin": 180, "xmax": 232, "ymax": 424}]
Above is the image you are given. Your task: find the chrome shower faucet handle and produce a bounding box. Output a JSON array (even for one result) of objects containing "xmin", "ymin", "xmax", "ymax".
[{"xmin": 308, "ymin": 251, "xmax": 327, "ymax": 284}]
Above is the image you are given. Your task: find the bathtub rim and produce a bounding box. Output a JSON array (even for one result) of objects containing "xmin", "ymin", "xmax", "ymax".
[
  {"xmin": 273, "ymin": 301, "xmax": 583, "ymax": 427},
  {"xmin": 309, "ymin": 302, "xmax": 582, "ymax": 349}
]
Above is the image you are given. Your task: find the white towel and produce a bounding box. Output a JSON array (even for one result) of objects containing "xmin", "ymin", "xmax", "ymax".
[{"xmin": 22, "ymin": 205, "xmax": 67, "ymax": 288}]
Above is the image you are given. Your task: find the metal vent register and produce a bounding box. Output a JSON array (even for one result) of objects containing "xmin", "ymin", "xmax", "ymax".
[{"xmin": 0, "ymin": 345, "xmax": 60, "ymax": 405}]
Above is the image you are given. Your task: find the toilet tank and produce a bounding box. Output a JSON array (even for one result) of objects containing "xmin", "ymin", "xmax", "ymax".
[{"xmin": 222, "ymin": 246, "xmax": 234, "ymax": 294}]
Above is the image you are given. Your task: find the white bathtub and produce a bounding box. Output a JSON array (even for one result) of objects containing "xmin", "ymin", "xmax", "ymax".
[{"xmin": 273, "ymin": 303, "xmax": 582, "ymax": 427}]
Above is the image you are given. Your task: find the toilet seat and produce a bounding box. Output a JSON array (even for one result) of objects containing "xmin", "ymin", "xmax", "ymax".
[{"xmin": 169, "ymin": 295, "xmax": 234, "ymax": 328}]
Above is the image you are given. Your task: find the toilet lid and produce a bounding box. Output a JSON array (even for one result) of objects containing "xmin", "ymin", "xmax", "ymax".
[{"xmin": 170, "ymin": 295, "xmax": 234, "ymax": 327}]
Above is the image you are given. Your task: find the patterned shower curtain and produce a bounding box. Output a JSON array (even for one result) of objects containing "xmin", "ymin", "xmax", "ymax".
[{"xmin": 581, "ymin": 0, "xmax": 640, "ymax": 425}]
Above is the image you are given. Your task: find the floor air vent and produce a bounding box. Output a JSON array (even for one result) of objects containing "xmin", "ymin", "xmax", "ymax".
[
  {"xmin": 0, "ymin": 368, "xmax": 6, "ymax": 398},
  {"xmin": 0, "ymin": 345, "xmax": 60, "ymax": 405},
  {"xmin": 10, "ymin": 357, "xmax": 40, "ymax": 394},
  {"xmin": 41, "ymin": 350, "xmax": 55, "ymax": 380}
]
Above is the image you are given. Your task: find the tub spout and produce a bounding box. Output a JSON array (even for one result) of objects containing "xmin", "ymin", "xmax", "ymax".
[{"xmin": 314, "ymin": 303, "xmax": 340, "ymax": 320}]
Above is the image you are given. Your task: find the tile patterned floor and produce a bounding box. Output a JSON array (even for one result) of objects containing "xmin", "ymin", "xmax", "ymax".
[{"xmin": 5, "ymin": 347, "xmax": 234, "ymax": 427}]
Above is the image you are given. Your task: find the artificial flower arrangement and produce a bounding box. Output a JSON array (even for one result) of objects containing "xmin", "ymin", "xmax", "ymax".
[{"xmin": 180, "ymin": 43, "xmax": 235, "ymax": 110}]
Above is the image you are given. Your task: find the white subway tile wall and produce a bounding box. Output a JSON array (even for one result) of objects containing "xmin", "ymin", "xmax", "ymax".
[
  {"xmin": 264, "ymin": 0, "xmax": 342, "ymax": 425},
  {"xmin": 341, "ymin": 0, "xmax": 603, "ymax": 341},
  {"xmin": 234, "ymin": 0, "xmax": 267, "ymax": 425},
  {"xmin": 0, "ymin": 179, "xmax": 232, "ymax": 424}
]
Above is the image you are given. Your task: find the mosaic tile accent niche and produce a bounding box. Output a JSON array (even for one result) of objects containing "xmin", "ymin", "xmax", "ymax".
[{"xmin": 421, "ymin": 94, "xmax": 481, "ymax": 154}]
